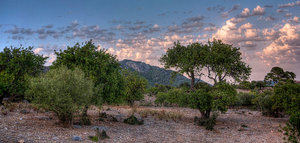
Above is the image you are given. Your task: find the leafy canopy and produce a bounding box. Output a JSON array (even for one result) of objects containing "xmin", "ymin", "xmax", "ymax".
[
  {"xmin": 0, "ymin": 46, "xmax": 46, "ymax": 102},
  {"xmin": 160, "ymin": 41, "xmax": 208, "ymax": 89},
  {"xmin": 26, "ymin": 66, "xmax": 94, "ymax": 125},
  {"xmin": 264, "ymin": 66, "xmax": 296, "ymax": 84},
  {"xmin": 52, "ymin": 40, "xmax": 124, "ymax": 104},
  {"xmin": 123, "ymin": 70, "xmax": 148, "ymax": 107},
  {"xmin": 206, "ymin": 40, "xmax": 251, "ymax": 84}
]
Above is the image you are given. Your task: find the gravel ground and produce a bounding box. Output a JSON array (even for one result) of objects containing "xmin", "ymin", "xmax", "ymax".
[{"xmin": 0, "ymin": 104, "xmax": 287, "ymax": 143}]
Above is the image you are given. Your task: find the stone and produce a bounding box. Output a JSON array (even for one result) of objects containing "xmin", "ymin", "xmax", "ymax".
[
  {"xmin": 72, "ymin": 136, "xmax": 82, "ymax": 141},
  {"xmin": 91, "ymin": 126, "xmax": 108, "ymax": 132},
  {"xmin": 73, "ymin": 125, "xmax": 82, "ymax": 129},
  {"xmin": 20, "ymin": 109, "xmax": 30, "ymax": 114}
]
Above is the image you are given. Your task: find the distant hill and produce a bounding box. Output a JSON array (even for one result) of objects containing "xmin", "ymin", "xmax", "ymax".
[
  {"xmin": 44, "ymin": 59, "xmax": 205, "ymax": 87},
  {"xmin": 119, "ymin": 59, "xmax": 203, "ymax": 86}
]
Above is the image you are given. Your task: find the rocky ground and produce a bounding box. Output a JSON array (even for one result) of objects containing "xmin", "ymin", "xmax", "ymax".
[{"xmin": 0, "ymin": 103, "xmax": 288, "ymax": 143}]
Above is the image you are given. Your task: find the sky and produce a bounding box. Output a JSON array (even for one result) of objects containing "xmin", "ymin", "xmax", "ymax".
[{"xmin": 0, "ymin": 0, "xmax": 299, "ymax": 82}]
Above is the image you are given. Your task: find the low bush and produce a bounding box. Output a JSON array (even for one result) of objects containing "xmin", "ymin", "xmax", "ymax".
[
  {"xmin": 123, "ymin": 115, "xmax": 144, "ymax": 125},
  {"xmin": 155, "ymin": 82, "xmax": 236, "ymax": 130},
  {"xmin": 252, "ymin": 90, "xmax": 278, "ymax": 117},
  {"xmin": 194, "ymin": 113, "xmax": 218, "ymax": 131},
  {"xmin": 155, "ymin": 88, "xmax": 188, "ymax": 107},
  {"xmin": 234, "ymin": 92, "xmax": 255, "ymax": 107},
  {"xmin": 25, "ymin": 66, "xmax": 94, "ymax": 126}
]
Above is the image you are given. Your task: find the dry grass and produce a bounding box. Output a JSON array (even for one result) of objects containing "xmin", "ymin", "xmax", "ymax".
[{"xmin": 137, "ymin": 108, "xmax": 184, "ymax": 122}]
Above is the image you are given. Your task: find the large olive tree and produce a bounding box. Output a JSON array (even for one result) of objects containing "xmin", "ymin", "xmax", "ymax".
[
  {"xmin": 160, "ymin": 42, "xmax": 208, "ymax": 90},
  {"xmin": 205, "ymin": 40, "xmax": 251, "ymax": 85}
]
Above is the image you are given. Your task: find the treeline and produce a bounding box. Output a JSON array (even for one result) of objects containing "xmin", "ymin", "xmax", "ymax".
[
  {"xmin": 0, "ymin": 40, "xmax": 147, "ymax": 126},
  {"xmin": 0, "ymin": 39, "xmax": 299, "ymax": 142}
]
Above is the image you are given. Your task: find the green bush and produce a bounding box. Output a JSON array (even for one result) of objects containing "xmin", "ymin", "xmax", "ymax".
[
  {"xmin": 155, "ymin": 88, "xmax": 188, "ymax": 107},
  {"xmin": 155, "ymin": 82, "xmax": 236, "ymax": 119},
  {"xmin": 25, "ymin": 66, "xmax": 94, "ymax": 126},
  {"xmin": 234, "ymin": 92, "xmax": 255, "ymax": 107},
  {"xmin": 123, "ymin": 70, "xmax": 148, "ymax": 107},
  {"xmin": 252, "ymin": 90, "xmax": 277, "ymax": 116},
  {"xmin": 147, "ymin": 84, "xmax": 172, "ymax": 96},
  {"xmin": 0, "ymin": 46, "xmax": 46, "ymax": 103}
]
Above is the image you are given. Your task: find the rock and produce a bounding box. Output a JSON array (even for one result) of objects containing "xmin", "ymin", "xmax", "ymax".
[
  {"xmin": 52, "ymin": 137, "xmax": 59, "ymax": 140},
  {"xmin": 73, "ymin": 125, "xmax": 82, "ymax": 129},
  {"xmin": 115, "ymin": 114, "xmax": 125, "ymax": 122},
  {"xmin": 23, "ymin": 100, "xmax": 29, "ymax": 104},
  {"xmin": 18, "ymin": 139, "xmax": 25, "ymax": 143},
  {"xmin": 35, "ymin": 116, "xmax": 51, "ymax": 120},
  {"xmin": 72, "ymin": 136, "xmax": 82, "ymax": 141},
  {"xmin": 91, "ymin": 126, "xmax": 108, "ymax": 132},
  {"xmin": 20, "ymin": 109, "xmax": 30, "ymax": 114}
]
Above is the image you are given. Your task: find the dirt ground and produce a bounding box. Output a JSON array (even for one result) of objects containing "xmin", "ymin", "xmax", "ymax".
[{"xmin": 0, "ymin": 103, "xmax": 288, "ymax": 143}]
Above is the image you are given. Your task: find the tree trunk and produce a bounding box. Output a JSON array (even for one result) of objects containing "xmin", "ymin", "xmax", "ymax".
[
  {"xmin": 200, "ymin": 109, "xmax": 211, "ymax": 119},
  {"xmin": 190, "ymin": 71, "xmax": 195, "ymax": 90}
]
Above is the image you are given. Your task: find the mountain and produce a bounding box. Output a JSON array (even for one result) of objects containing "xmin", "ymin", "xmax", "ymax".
[{"xmin": 119, "ymin": 59, "xmax": 200, "ymax": 86}]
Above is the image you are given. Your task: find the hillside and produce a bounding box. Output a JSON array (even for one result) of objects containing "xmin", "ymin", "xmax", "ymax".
[{"xmin": 120, "ymin": 59, "xmax": 197, "ymax": 86}]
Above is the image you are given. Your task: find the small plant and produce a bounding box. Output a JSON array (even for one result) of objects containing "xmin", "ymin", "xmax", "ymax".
[
  {"xmin": 97, "ymin": 129, "xmax": 110, "ymax": 140},
  {"xmin": 194, "ymin": 113, "xmax": 217, "ymax": 130},
  {"xmin": 124, "ymin": 115, "xmax": 144, "ymax": 125},
  {"xmin": 88, "ymin": 136, "xmax": 99, "ymax": 142}
]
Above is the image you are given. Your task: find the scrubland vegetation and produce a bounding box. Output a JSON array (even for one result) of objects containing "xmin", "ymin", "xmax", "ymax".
[{"xmin": 0, "ymin": 40, "xmax": 299, "ymax": 142}]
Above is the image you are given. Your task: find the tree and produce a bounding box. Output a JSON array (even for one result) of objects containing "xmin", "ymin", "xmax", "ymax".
[
  {"xmin": 52, "ymin": 40, "xmax": 124, "ymax": 104},
  {"xmin": 206, "ymin": 40, "xmax": 251, "ymax": 85},
  {"xmin": 160, "ymin": 42, "xmax": 208, "ymax": 90},
  {"xmin": 26, "ymin": 66, "xmax": 94, "ymax": 126},
  {"xmin": 0, "ymin": 46, "xmax": 47, "ymax": 104},
  {"xmin": 123, "ymin": 70, "xmax": 148, "ymax": 107},
  {"xmin": 264, "ymin": 67, "xmax": 296, "ymax": 84}
]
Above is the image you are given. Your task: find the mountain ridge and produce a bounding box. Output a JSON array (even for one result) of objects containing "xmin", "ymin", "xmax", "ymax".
[{"xmin": 119, "ymin": 59, "xmax": 201, "ymax": 86}]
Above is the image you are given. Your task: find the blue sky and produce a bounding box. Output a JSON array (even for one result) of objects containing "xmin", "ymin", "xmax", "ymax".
[{"xmin": 0, "ymin": 0, "xmax": 299, "ymax": 82}]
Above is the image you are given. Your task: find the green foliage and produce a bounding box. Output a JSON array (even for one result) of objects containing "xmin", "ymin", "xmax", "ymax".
[
  {"xmin": 88, "ymin": 136, "xmax": 99, "ymax": 142},
  {"xmin": 252, "ymin": 90, "xmax": 278, "ymax": 117},
  {"xmin": 155, "ymin": 88, "xmax": 188, "ymax": 107},
  {"xmin": 206, "ymin": 40, "xmax": 251, "ymax": 84},
  {"xmin": 52, "ymin": 40, "xmax": 124, "ymax": 104},
  {"xmin": 148, "ymin": 84, "xmax": 172, "ymax": 96},
  {"xmin": 0, "ymin": 46, "xmax": 47, "ymax": 103},
  {"xmin": 123, "ymin": 70, "xmax": 148, "ymax": 107},
  {"xmin": 155, "ymin": 83, "xmax": 236, "ymax": 119},
  {"xmin": 264, "ymin": 67, "xmax": 296, "ymax": 84},
  {"xmin": 160, "ymin": 42, "xmax": 207, "ymax": 89},
  {"xmin": 234, "ymin": 92, "xmax": 255, "ymax": 107},
  {"xmin": 25, "ymin": 66, "xmax": 94, "ymax": 126}
]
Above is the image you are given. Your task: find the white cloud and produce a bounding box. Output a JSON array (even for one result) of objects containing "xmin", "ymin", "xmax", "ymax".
[{"xmin": 33, "ymin": 48, "xmax": 43, "ymax": 54}]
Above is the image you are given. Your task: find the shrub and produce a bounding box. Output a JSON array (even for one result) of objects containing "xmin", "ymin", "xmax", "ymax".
[
  {"xmin": 234, "ymin": 92, "xmax": 255, "ymax": 107},
  {"xmin": 252, "ymin": 90, "xmax": 277, "ymax": 117},
  {"xmin": 155, "ymin": 88, "xmax": 188, "ymax": 107},
  {"xmin": 155, "ymin": 82, "xmax": 236, "ymax": 119},
  {"xmin": 147, "ymin": 84, "xmax": 172, "ymax": 96},
  {"xmin": 0, "ymin": 46, "xmax": 46, "ymax": 103},
  {"xmin": 123, "ymin": 115, "xmax": 144, "ymax": 125},
  {"xmin": 25, "ymin": 66, "xmax": 94, "ymax": 126},
  {"xmin": 194, "ymin": 113, "xmax": 218, "ymax": 130},
  {"xmin": 123, "ymin": 70, "xmax": 148, "ymax": 107}
]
